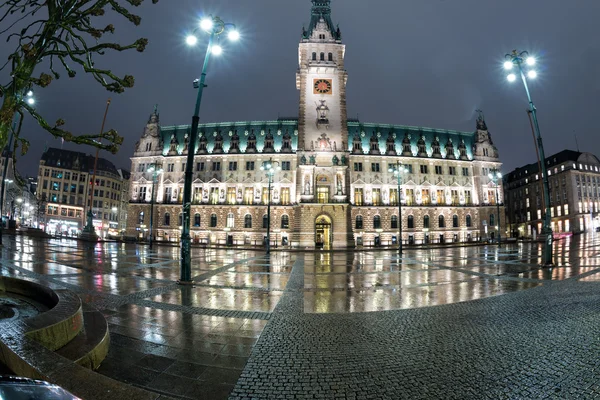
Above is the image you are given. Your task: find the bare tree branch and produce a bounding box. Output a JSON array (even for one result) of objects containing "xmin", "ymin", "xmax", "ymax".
[{"xmin": 0, "ymin": 0, "xmax": 158, "ymax": 156}]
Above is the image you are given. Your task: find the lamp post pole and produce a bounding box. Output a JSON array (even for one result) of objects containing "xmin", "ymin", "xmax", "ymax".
[
  {"xmin": 267, "ymin": 172, "xmax": 272, "ymax": 254},
  {"xmin": 504, "ymin": 50, "xmax": 553, "ymax": 266},
  {"xmin": 388, "ymin": 161, "xmax": 406, "ymax": 254},
  {"xmin": 148, "ymin": 165, "xmax": 162, "ymax": 249},
  {"xmin": 261, "ymin": 158, "xmax": 279, "ymax": 255},
  {"xmin": 180, "ymin": 16, "xmax": 239, "ymax": 284},
  {"xmin": 488, "ymin": 170, "xmax": 502, "ymax": 247}
]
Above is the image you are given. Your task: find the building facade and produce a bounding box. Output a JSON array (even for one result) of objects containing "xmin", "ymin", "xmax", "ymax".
[
  {"xmin": 126, "ymin": 0, "xmax": 504, "ymax": 248},
  {"xmin": 505, "ymin": 150, "xmax": 600, "ymax": 238},
  {"xmin": 36, "ymin": 148, "xmax": 129, "ymax": 237}
]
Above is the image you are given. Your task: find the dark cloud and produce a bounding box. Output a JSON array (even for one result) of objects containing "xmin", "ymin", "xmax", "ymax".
[{"xmin": 2, "ymin": 0, "xmax": 599, "ymax": 176}]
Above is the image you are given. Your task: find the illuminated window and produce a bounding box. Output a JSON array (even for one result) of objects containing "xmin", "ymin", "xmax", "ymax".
[{"xmin": 226, "ymin": 213, "xmax": 234, "ymax": 228}]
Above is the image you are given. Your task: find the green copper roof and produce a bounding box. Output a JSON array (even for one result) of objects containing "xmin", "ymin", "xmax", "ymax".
[{"xmin": 303, "ymin": 0, "xmax": 341, "ymax": 40}]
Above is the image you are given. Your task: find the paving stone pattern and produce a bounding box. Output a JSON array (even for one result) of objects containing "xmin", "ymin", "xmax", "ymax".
[{"xmin": 2, "ymin": 234, "xmax": 600, "ymax": 398}]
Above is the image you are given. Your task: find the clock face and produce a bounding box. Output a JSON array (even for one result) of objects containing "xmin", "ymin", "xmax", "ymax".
[{"xmin": 313, "ymin": 79, "xmax": 332, "ymax": 95}]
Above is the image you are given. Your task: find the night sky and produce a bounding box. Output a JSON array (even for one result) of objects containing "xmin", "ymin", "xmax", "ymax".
[{"xmin": 2, "ymin": 0, "xmax": 599, "ymax": 177}]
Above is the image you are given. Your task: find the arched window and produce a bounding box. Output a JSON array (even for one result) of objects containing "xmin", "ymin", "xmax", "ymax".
[
  {"xmin": 210, "ymin": 214, "xmax": 217, "ymax": 228},
  {"xmin": 328, "ymin": 52, "xmax": 333, "ymax": 61},
  {"xmin": 355, "ymin": 215, "xmax": 363, "ymax": 229},
  {"xmin": 408, "ymin": 215, "xmax": 414, "ymax": 229},
  {"xmin": 178, "ymin": 213, "xmax": 183, "ymax": 226},
  {"xmin": 391, "ymin": 215, "xmax": 398, "ymax": 229},
  {"xmin": 452, "ymin": 215, "xmax": 458, "ymax": 228},
  {"xmin": 164, "ymin": 212, "xmax": 170, "ymax": 226},
  {"xmin": 312, "ymin": 52, "xmax": 317, "ymax": 61},
  {"xmin": 423, "ymin": 215, "xmax": 430, "ymax": 229},
  {"xmin": 490, "ymin": 214, "xmax": 495, "ymax": 226},
  {"xmin": 263, "ymin": 214, "xmax": 269, "ymax": 229},
  {"xmin": 194, "ymin": 213, "xmax": 201, "ymax": 227},
  {"xmin": 281, "ymin": 215, "xmax": 289, "ymax": 229},
  {"xmin": 373, "ymin": 215, "xmax": 381, "ymax": 229},
  {"xmin": 320, "ymin": 52, "xmax": 325, "ymax": 61},
  {"xmin": 138, "ymin": 211, "xmax": 144, "ymax": 224},
  {"xmin": 466, "ymin": 215, "xmax": 472, "ymax": 227},
  {"xmin": 227, "ymin": 213, "xmax": 235, "ymax": 228},
  {"xmin": 439, "ymin": 215, "xmax": 445, "ymax": 228},
  {"xmin": 244, "ymin": 214, "xmax": 252, "ymax": 228}
]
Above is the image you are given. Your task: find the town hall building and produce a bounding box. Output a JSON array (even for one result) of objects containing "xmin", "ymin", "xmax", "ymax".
[{"xmin": 126, "ymin": 0, "xmax": 504, "ymax": 249}]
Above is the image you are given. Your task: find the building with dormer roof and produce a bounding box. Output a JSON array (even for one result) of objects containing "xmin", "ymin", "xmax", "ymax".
[{"xmin": 126, "ymin": 0, "xmax": 504, "ymax": 248}]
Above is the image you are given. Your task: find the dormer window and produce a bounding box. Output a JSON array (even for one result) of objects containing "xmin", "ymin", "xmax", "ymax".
[
  {"xmin": 369, "ymin": 134, "xmax": 380, "ymax": 155},
  {"xmin": 213, "ymin": 131, "xmax": 223, "ymax": 154},
  {"xmin": 263, "ymin": 130, "xmax": 274, "ymax": 153},
  {"xmin": 417, "ymin": 136, "xmax": 427, "ymax": 157},
  {"xmin": 145, "ymin": 142, "xmax": 152, "ymax": 151},
  {"xmin": 246, "ymin": 130, "xmax": 257, "ymax": 153},
  {"xmin": 352, "ymin": 134, "xmax": 362, "ymax": 154},
  {"xmin": 431, "ymin": 137, "xmax": 442, "ymax": 158},
  {"xmin": 229, "ymin": 132, "xmax": 240, "ymax": 154},
  {"xmin": 281, "ymin": 130, "xmax": 292, "ymax": 153},
  {"xmin": 197, "ymin": 134, "xmax": 207, "ymax": 154}
]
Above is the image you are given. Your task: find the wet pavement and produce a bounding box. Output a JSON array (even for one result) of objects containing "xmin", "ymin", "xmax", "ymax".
[{"xmin": 0, "ymin": 234, "xmax": 599, "ymax": 398}]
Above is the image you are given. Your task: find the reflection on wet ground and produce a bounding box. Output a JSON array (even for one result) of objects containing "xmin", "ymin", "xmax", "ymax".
[{"xmin": 0, "ymin": 233, "xmax": 599, "ymax": 398}]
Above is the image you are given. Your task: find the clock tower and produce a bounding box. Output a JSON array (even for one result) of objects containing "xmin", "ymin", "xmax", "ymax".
[
  {"xmin": 294, "ymin": 0, "xmax": 353, "ymax": 249},
  {"xmin": 297, "ymin": 0, "xmax": 348, "ymax": 151}
]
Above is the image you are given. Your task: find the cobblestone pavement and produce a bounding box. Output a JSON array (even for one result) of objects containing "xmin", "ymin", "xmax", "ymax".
[{"xmin": 1, "ymin": 234, "xmax": 599, "ymax": 398}]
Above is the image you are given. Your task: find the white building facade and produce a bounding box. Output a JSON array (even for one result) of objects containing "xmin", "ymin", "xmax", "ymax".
[{"xmin": 126, "ymin": 0, "xmax": 504, "ymax": 248}]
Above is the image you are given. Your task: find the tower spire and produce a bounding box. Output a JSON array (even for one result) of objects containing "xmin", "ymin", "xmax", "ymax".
[{"xmin": 304, "ymin": 0, "xmax": 340, "ymax": 40}]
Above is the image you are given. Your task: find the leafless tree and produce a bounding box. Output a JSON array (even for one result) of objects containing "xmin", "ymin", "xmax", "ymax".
[{"xmin": 0, "ymin": 0, "xmax": 159, "ymax": 156}]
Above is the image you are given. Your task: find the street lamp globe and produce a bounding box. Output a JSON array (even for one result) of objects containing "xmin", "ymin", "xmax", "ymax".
[
  {"xmin": 488, "ymin": 173, "xmax": 493, "ymax": 179},
  {"xmin": 26, "ymin": 90, "xmax": 33, "ymax": 97},
  {"xmin": 228, "ymin": 30, "xmax": 240, "ymax": 41},
  {"xmin": 211, "ymin": 45, "xmax": 223, "ymax": 55},
  {"xmin": 527, "ymin": 70, "xmax": 537, "ymax": 79},
  {"xmin": 497, "ymin": 172, "xmax": 502, "ymax": 179},
  {"xmin": 186, "ymin": 35, "xmax": 198, "ymax": 46},
  {"xmin": 507, "ymin": 73, "xmax": 516, "ymax": 82},
  {"xmin": 200, "ymin": 18, "xmax": 213, "ymax": 32},
  {"xmin": 503, "ymin": 61, "xmax": 513, "ymax": 70},
  {"xmin": 27, "ymin": 97, "xmax": 35, "ymax": 105},
  {"xmin": 526, "ymin": 56, "xmax": 536, "ymax": 66}
]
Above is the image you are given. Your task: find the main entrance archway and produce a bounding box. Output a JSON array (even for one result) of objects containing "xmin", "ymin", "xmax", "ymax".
[{"xmin": 315, "ymin": 215, "xmax": 332, "ymax": 249}]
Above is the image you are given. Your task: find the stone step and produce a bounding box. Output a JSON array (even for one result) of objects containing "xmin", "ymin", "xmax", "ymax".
[{"xmin": 55, "ymin": 310, "xmax": 110, "ymax": 370}]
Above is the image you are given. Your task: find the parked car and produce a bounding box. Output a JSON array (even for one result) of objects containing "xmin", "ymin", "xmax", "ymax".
[{"xmin": 0, "ymin": 376, "xmax": 80, "ymax": 399}]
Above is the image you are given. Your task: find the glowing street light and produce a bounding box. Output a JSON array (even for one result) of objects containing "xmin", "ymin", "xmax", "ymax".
[
  {"xmin": 504, "ymin": 49, "xmax": 553, "ymax": 266},
  {"xmin": 186, "ymin": 35, "xmax": 198, "ymax": 46},
  {"xmin": 200, "ymin": 18, "xmax": 214, "ymax": 32},
  {"xmin": 507, "ymin": 73, "xmax": 516, "ymax": 82},
  {"xmin": 180, "ymin": 15, "xmax": 240, "ymax": 284}
]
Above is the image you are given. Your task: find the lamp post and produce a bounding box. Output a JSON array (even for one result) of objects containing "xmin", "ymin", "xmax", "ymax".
[
  {"xmin": 488, "ymin": 170, "xmax": 503, "ymax": 247},
  {"xmin": 260, "ymin": 158, "xmax": 280, "ymax": 254},
  {"xmin": 147, "ymin": 164, "xmax": 163, "ymax": 249},
  {"xmin": 0, "ymin": 90, "xmax": 34, "ymax": 244},
  {"xmin": 388, "ymin": 161, "xmax": 408, "ymax": 253},
  {"xmin": 82, "ymin": 99, "xmax": 112, "ymax": 240},
  {"xmin": 180, "ymin": 16, "xmax": 240, "ymax": 284},
  {"xmin": 504, "ymin": 50, "xmax": 553, "ymax": 266}
]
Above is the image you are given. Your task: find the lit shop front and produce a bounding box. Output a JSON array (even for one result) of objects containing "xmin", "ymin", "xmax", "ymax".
[{"xmin": 46, "ymin": 219, "xmax": 82, "ymax": 236}]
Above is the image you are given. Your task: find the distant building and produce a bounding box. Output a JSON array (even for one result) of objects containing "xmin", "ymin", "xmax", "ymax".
[
  {"xmin": 36, "ymin": 148, "xmax": 130, "ymax": 237},
  {"xmin": 504, "ymin": 150, "xmax": 600, "ymax": 238},
  {"xmin": 126, "ymin": 0, "xmax": 504, "ymax": 248}
]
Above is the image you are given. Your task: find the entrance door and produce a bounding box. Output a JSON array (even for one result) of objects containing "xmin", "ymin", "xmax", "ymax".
[{"xmin": 315, "ymin": 215, "xmax": 332, "ymax": 249}]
